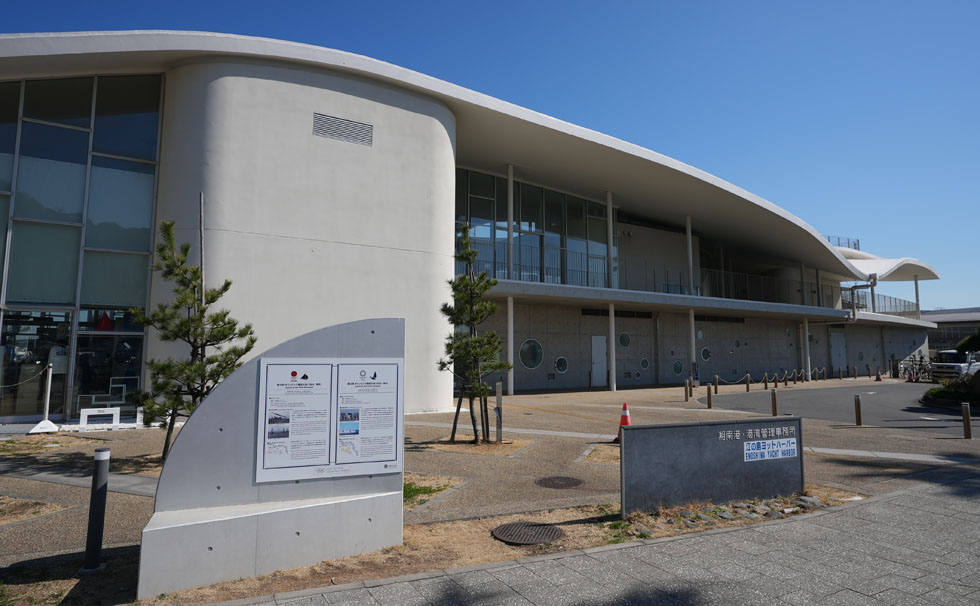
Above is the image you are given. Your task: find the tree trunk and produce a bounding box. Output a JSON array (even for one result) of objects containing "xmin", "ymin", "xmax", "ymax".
[
  {"xmin": 161, "ymin": 409, "xmax": 178, "ymax": 462},
  {"xmin": 449, "ymin": 390, "xmax": 465, "ymax": 442},
  {"xmin": 481, "ymin": 394, "xmax": 490, "ymax": 442},
  {"xmin": 467, "ymin": 395, "xmax": 479, "ymax": 444}
]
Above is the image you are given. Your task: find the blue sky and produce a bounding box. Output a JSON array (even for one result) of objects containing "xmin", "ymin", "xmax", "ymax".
[{"xmin": 4, "ymin": 1, "xmax": 977, "ymax": 309}]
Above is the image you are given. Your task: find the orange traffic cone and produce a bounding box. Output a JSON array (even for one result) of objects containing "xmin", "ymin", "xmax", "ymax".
[{"xmin": 612, "ymin": 402, "xmax": 631, "ymax": 444}]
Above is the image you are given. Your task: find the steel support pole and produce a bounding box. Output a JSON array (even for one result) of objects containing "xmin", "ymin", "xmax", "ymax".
[
  {"xmin": 606, "ymin": 192, "xmax": 614, "ymax": 289},
  {"xmin": 506, "ymin": 164, "xmax": 514, "ymax": 280},
  {"xmin": 686, "ymin": 216, "xmax": 694, "ymax": 295},
  {"xmin": 42, "ymin": 363, "xmax": 53, "ymax": 421},
  {"xmin": 609, "ymin": 302, "xmax": 617, "ymax": 392},
  {"xmin": 803, "ymin": 317, "xmax": 811, "ymax": 382},
  {"xmin": 506, "ymin": 296, "xmax": 514, "ymax": 395},
  {"xmin": 80, "ymin": 448, "xmax": 110, "ymax": 574},
  {"xmin": 800, "ymin": 263, "xmax": 807, "ymax": 306},
  {"xmin": 870, "ymin": 283, "xmax": 877, "ymax": 313},
  {"xmin": 914, "ymin": 276, "xmax": 920, "ymax": 320}
]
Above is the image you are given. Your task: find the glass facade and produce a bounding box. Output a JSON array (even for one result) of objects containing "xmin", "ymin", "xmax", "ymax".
[
  {"xmin": 455, "ymin": 168, "xmax": 611, "ymax": 288},
  {"xmin": 0, "ymin": 75, "xmax": 160, "ymax": 420}
]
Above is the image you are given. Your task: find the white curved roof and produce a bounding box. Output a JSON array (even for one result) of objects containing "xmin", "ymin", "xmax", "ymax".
[
  {"xmin": 835, "ymin": 247, "xmax": 939, "ymax": 281},
  {"xmin": 0, "ymin": 30, "xmax": 929, "ymax": 282}
]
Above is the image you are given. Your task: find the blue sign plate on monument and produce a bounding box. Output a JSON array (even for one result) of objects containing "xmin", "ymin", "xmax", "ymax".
[{"xmin": 620, "ymin": 417, "xmax": 804, "ymax": 514}]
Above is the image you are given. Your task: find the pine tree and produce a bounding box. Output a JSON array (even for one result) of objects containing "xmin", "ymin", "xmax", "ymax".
[
  {"xmin": 438, "ymin": 225, "xmax": 511, "ymax": 443},
  {"xmin": 130, "ymin": 221, "xmax": 257, "ymax": 462}
]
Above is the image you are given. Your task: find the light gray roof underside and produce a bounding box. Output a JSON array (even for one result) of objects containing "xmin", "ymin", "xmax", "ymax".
[{"xmin": 0, "ymin": 30, "xmax": 903, "ymax": 280}]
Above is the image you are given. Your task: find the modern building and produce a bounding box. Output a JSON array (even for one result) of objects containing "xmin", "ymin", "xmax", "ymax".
[
  {"xmin": 922, "ymin": 308, "xmax": 980, "ymax": 354},
  {"xmin": 0, "ymin": 31, "xmax": 939, "ymax": 422}
]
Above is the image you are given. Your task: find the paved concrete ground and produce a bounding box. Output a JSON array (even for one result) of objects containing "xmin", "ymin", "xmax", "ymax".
[
  {"xmin": 711, "ymin": 382, "xmax": 974, "ymax": 436},
  {"xmin": 229, "ymin": 466, "xmax": 980, "ymax": 605}
]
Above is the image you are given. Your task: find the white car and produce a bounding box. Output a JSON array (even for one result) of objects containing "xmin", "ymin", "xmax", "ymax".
[{"xmin": 931, "ymin": 350, "xmax": 980, "ymax": 382}]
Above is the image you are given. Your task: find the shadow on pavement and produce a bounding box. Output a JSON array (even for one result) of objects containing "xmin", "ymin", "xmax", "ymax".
[
  {"xmin": 819, "ymin": 456, "xmax": 980, "ymax": 498},
  {"xmin": 1, "ymin": 545, "xmax": 139, "ymax": 606}
]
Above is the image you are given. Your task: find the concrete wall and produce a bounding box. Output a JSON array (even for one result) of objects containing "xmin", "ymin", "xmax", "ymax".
[
  {"xmin": 152, "ymin": 59, "xmax": 456, "ymax": 413},
  {"xmin": 617, "ymin": 223, "xmax": 700, "ymax": 293}
]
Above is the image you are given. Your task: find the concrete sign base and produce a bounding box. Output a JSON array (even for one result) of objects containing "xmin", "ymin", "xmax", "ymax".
[{"xmin": 137, "ymin": 319, "xmax": 405, "ymax": 599}]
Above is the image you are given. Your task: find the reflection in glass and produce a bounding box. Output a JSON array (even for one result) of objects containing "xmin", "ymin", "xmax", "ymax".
[
  {"xmin": 15, "ymin": 122, "xmax": 88, "ymax": 222},
  {"xmin": 80, "ymin": 251, "xmax": 148, "ymax": 308},
  {"xmin": 0, "ymin": 195, "xmax": 8, "ymax": 284},
  {"xmin": 455, "ymin": 169, "xmax": 467, "ymax": 224},
  {"xmin": 0, "ymin": 311, "xmax": 71, "ymax": 418},
  {"xmin": 73, "ymin": 335, "xmax": 142, "ymax": 413},
  {"xmin": 6, "ymin": 221, "xmax": 81, "ymax": 304},
  {"xmin": 468, "ymin": 171, "xmax": 493, "ymax": 198},
  {"xmin": 93, "ymin": 75, "xmax": 161, "ymax": 161},
  {"xmin": 0, "ymin": 81, "xmax": 19, "ymax": 192},
  {"xmin": 86, "ymin": 156, "xmax": 154, "ymax": 251},
  {"xmin": 519, "ymin": 184, "xmax": 542, "ymax": 232},
  {"xmin": 78, "ymin": 308, "xmax": 142, "ymax": 332},
  {"xmin": 23, "ymin": 77, "xmax": 93, "ymax": 128},
  {"xmin": 468, "ymin": 197, "xmax": 494, "ymax": 276}
]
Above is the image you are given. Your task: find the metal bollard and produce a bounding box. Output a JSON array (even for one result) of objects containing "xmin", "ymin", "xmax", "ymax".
[
  {"xmin": 714, "ymin": 375, "xmax": 719, "ymax": 394},
  {"xmin": 763, "ymin": 373, "xmax": 769, "ymax": 390},
  {"xmin": 838, "ymin": 368, "xmax": 842, "ymax": 380},
  {"xmin": 867, "ymin": 365, "xmax": 871, "ymax": 378},
  {"xmin": 706, "ymin": 384, "xmax": 712, "ymax": 409},
  {"xmin": 854, "ymin": 395, "xmax": 862, "ymax": 426},
  {"xmin": 771, "ymin": 389, "xmax": 778, "ymax": 416},
  {"xmin": 495, "ymin": 381, "xmax": 503, "ymax": 445},
  {"xmin": 79, "ymin": 448, "xmax": 110, "ymax": 574},
  {"xmin": 793, "ymin": 369, "xmax": 797, "ymax": 385},
  {"xmin": 746, "ymin": 373, "xmax": 751, "ymax": 392},
  {"xmin": 963, "ymin": 403, "xmax": 973, "ymax": 440},
  {"xmin": 783, "ymin": 372, "xmax": 788, "ymax": 387},
  {"xmin": 684, "ymin": 378, "xmax": 689, "ymax": 402},
  {"xmin": 853, "ymin": 366, "xmax": 857, "ymax": 379}
]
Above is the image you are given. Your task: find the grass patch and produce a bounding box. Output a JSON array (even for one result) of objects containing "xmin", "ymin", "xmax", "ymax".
[{"xmin": 403, "ymin": 481, "xmax": 445, "ymax": 504}]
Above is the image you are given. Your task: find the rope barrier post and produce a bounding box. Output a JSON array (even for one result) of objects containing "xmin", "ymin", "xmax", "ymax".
[
  {"xmin": 763, "ymin": 373, "xmax": 768, "ymax": 390},
  {"xmin": 79, "ymin": 448, "xmax": 110, "ymax": 574},
  {"xmin": 792, "ymin": 369, "xmax": 797, "ymax": 385},
  {"xmin": 714, "ymin": 375, "xmax": 719, "ymax": 394},
  {"xmin": 783, "ymin": 372, "xmax": 788, "ymax": 387},
  {"xmin": 963, "ymin": 403, "xmax": 973, "ymax": 440},
  {"xmin": 746, "ymin": 373, "xmax": 751, "ymax": 392},
  {"xmin": 771, "ymin": 388, "xmax": 778, "ymax": 416},
  {"xmin": 854, "ymin": 394, "xmax": 862, "ymax": 427},
  {"xmin": 706, "ymin": 384, "xmax": 712, "ymax": 409}
]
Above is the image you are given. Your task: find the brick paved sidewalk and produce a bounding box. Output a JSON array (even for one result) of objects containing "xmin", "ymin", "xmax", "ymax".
[{"xmin": 228, "ymin": 466, "xmax": 980, "ymax": 606}]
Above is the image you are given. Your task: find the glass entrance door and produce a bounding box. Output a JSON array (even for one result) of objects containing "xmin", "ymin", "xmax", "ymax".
[{"xmin": 0, "ymin": 310, "xmax": 71, "ymax": 420}]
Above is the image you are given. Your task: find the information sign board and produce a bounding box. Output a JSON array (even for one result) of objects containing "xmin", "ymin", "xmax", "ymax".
[{"xmin": 255, "ymin": 357, "xmax": 403, "ymax": 482}]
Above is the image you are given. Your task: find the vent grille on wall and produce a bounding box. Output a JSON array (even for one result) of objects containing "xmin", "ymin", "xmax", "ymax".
[{"xmin": 312, "ymin": 113, "xmax": 373, "ymax": 146}]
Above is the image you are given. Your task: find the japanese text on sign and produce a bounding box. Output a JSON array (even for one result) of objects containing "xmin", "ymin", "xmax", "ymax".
[{"xmin": 744, "ymin": 438, "xmax": 798, "ymax": 462}]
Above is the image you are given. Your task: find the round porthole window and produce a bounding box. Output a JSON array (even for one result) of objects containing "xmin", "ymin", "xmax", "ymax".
[
  {"xmin": 633, "ymin": 371, "xmax": 641, "ymax": 379},
  {"xmin": 619, "ymin": 332, "xmax": 631, "ymax": 348},
  {"xmin": 672, "ymin": 360, "xmax": 683, "ymax": 375},
  {"xmin": 786, "ymin": 328, "xmax": 792, "ymax": 337},
  {"xmin": 697, "ymin": 330, "xmax": 704, "ymax": 341},
  {"xmin": 735, "ymin": 339, "xmax": 741, "ymax": 348},
  {"xmin": 640, "ymin": 358, "xmax": 649, "ymax": 370},
  {"xmin": 519, "ymin": 339, "xmax": 543, "ymax": 369},
  {"xmin": 701, "ymin": 348, "xmax": 711, "ymax": 361},
  {"xmin": 555, "ymin": 357, "xmax": 568, "ymax": 374},
  {"xmin": 858, "ymin": 352, "xmax": 864, "ymax": 362}
]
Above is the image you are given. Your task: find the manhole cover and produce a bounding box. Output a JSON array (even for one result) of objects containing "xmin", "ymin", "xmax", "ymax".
[
  {"xmin": 491, "ymin": 521, "xmax": 565, "ymax": 545},
  {"xmin": 535, "ymin": 476, "xmax": 584, "ymax": 489}
]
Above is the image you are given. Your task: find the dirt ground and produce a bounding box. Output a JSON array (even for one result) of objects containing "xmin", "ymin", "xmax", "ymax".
[
  {"xmin": 403, "ymin": 472, "xmax": 466, "ymax": 510},
  {"xmin": 424, "ymin": 435, "xmax": 532, "ymax": 457},
  {"xmin": 0, "ymin": 495, "xmax": 68, "ymax": 527},
  {"xmin": 0, "ymin": 484, "xmax": 855, "ymax": 606},
  {"xmin": 583, "ymin": 443, "xmax": 620, "ymax": 464}
]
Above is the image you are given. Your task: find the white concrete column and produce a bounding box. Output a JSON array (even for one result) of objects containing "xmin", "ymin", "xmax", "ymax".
[
  {"xmin": 870, "ymin": 283, "xmax": 877, "ymax": 313},
  {"xmin": 689, "ymin": 308, "xmax": 697, "ymax": 382},
  {"xmin": 686, "ymin": 215, "xmax": 694, "ymax": 295},
  {"xmin": 506, "ymin": 296, "xmax": 514, "ymax": 395},
  {"xmin": 609, "ymin": 303, "xmax": 617, "ymax": 391},
  {"xmin": 816, "ymin": 268, "xmax": 823, "ymax": 308},
  {"xmin": 606, "ymin": 192, "xmax": 614, "ymax": 288},
  {"xmin": 506, "ymin": 164, "xmax": 514, "ymax": 280},
  {"xmin": 803, "ymin": 317, "xmax": 811, "ymax": 381},
  {"xmin": 800, "ymin": 263, "xmax": 808, "ymax": 306},
  {"xmin": 914, "ymin": 275, "xmax": 920, "ymax": 320}
]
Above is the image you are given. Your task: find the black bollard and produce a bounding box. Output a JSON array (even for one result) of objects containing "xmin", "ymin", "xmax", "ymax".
[
  {"xmin": 771, "ymin": 389, "xmax": 778, "ymax": 416},
  {"xmin": 963, "ymin": 403, "xmax": 973, "ymax": 440},
  {"xmin": 854, "ymin": 395, "xmax": 862, "ymax": 426},
  {"xmin": 80, "ymin": 448, "xmax": 110, "ymax": 574}
]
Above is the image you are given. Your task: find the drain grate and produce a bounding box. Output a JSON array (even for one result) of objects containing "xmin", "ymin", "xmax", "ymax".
[
  {"xmin": 535, "ymin": 476, "xmax": 584, "ymax": 489},
  {"xmin": 491, "ymin": 521, "xmax": 565, "ymax": 545}
]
